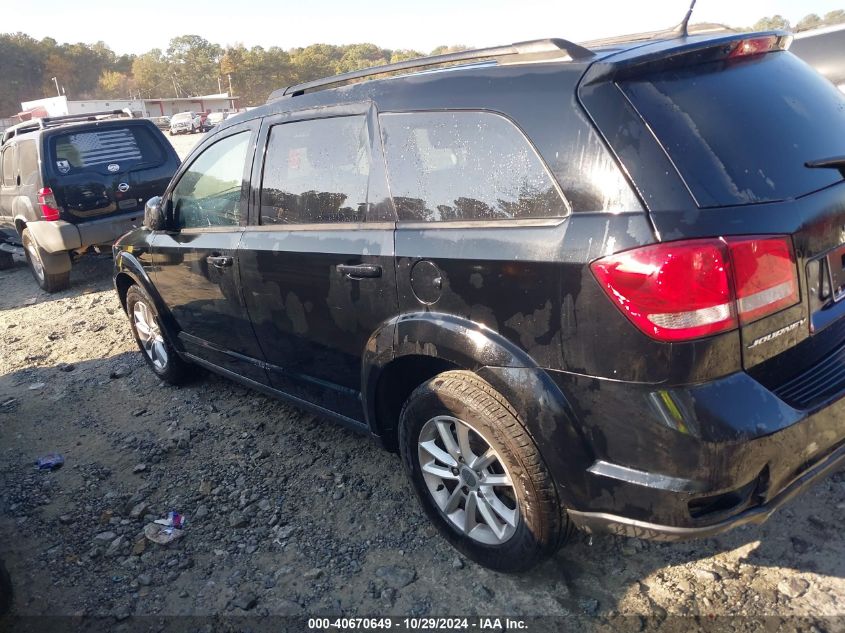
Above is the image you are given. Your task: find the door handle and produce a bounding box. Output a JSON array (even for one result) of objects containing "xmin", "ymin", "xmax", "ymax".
[
  {"xmin": 206, "ymin": 254, "xmax": 234, "ymax": 268},
  {"xmin": 336, "ymin": 263, "xmax": 382, "ymax": 279}
]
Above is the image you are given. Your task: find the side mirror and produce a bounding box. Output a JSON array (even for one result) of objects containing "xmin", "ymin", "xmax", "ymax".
[{"xmin": 143, "ymin": 196, "xmax": 166, "ymax": 231}]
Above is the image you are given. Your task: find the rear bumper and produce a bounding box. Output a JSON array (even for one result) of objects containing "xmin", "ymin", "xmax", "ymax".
[
  {"xmin": 536, "ymin": 364, "xmax": 845, "ymax": 541},
  {"xmin": 26, "ymin": 212, "xmax": 144, "ymax": 254},
  {"xmin": 567, "ymin": 437, "xmax": 845, "ymax": 541}
]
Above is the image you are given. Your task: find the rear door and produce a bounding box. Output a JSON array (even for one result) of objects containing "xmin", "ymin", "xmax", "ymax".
[
  {"xmin": 238, "ymin": 103, "xmax": 398, "ymax": 422},
  {"xmin": 46, "ymin": 121, "xmax": 174, "ymax": 222},
  {"xmin": 152, "ymin": 121, "xmax": 267, "ymax": 382}
]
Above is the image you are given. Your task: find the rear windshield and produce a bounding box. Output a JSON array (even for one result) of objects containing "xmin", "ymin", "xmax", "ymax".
[
  {"xmin": 620, "ymin": 51, "xmax": 845, "ymax": 207},
  {"xmin": 50, "ymin": 124, "xmax": 165, "ymax": 172}
]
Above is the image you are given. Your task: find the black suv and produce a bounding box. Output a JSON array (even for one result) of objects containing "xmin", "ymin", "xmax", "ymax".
[
  {"xmin": 113, "ymin": 32, "xmax": 845, "ymax": 571},
  {"xmin": 0, "ymin": 112, "xmax": 179, "ymax": 291}
]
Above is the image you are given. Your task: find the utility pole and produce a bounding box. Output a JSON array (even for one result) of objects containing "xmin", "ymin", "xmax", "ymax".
[
  {"xmin": 51, "ymin": 77, "xmax": 60, "ymax": 97},
  {"xmin": 218, "ymin": 77, "xmax": 223, "ymax": 93},
  {"xmin": 227, "ymin": 74, "xmax": 233, "ymax": 97}
]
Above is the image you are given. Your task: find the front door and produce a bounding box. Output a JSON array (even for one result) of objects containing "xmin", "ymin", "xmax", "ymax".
[
  {"xmin": 152, "ymin": 123, "xmax": 267, "ymax": 383},
  {"xmin": 238, "ymin": 105, "xmax": 398, "ymax": 422}
]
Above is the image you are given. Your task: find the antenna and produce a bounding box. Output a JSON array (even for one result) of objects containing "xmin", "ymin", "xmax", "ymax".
[{"xmin": 673, "ymin": 0, "xmax": 698, "ymax": 37}]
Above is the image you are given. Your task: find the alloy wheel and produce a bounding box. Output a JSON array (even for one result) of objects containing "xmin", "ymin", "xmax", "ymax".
[
  {"xmin": 133, "ymin": 300, "xmax": 168, "ymax": 370},
  {"xmin": 417, "ymin": 415, "xmax": 519, "ymax": 545},
  {"xmin": 26, "ymin": 241, "xmax": 45, "ymax": 283}
]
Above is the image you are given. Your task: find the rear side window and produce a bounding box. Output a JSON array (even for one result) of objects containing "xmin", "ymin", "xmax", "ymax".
[
  {"xmin": 50, "ymin": 125, "xmax": 164, "ymax": 172},
  {"xmin": 621, "ymin": 52, "xmax": 845, "ymax": 207},
  {"xmin": 17, "ymin": 141, "xmax": 38, "ymax": 186},
  {"xmin": 1, "ymin": 146, "xmax": 15, "ymax": 187},
  {"xmin": 260, "ymin": 116, "xmax": 370, "ymax": 225},
  {"xmin": 380, "ymin": 111, "xmax": 567, "ymax": 222}
]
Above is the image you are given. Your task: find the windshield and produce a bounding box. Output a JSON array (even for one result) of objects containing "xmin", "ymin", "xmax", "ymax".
[
  {"xmin": 172, "ymin": 113, "xmax": 193, "ymax": 122},
  {"xmin": 620, "ymin": 51, "xmax": 845, "ymax": 207}
]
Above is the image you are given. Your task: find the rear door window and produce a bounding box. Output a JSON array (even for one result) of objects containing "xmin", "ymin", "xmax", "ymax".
[
  {"xmin": 50, "ymin": 124, "xmax": 164, "ymax": 173},
  {"xmin": 379, "ymin": 111, "xmax": 568, "ymax": 222},
  {"xmin": 620, "ymin": 51, "xmax": 845, "ymax": 207},
  {"xmin": 260, "ymin": 115, "xmax": 370, "ymax": 225}
]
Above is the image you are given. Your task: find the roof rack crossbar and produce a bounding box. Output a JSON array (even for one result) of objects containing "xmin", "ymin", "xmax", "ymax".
[
  {"xmin": 39, "ymin": 109, "xmax": 132, "ymax": 128},
  {"xmin": 271, "ymin": 38, "xmax": 594, "ymax": 100}
]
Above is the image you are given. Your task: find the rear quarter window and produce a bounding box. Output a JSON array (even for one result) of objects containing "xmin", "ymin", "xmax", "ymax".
[
  {"xmin": 49, "ymin": 125, "xmax": 165, "ymax": 172},
  {"xmin": 620, "ymin": 51, "xmax": 845, "ymax": 207},
  {"xmin": 17, "ymin": 140, "xmax": 39, "ymax": 186},
  {"xmin": 379, "ymin": 111, "xmax": 568, "ymax": 222}
]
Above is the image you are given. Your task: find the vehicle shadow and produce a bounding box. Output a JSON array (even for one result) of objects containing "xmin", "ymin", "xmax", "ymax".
[{"xmin": 0, "ymin": 253, "xmax": 114, "ymax": 312}]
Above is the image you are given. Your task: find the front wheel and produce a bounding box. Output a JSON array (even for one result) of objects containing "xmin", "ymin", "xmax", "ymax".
[
  {"xmin": 125, "ymin": 285, "xmax": 189, "ymax": 384},
  {"xmin": 399, "ymin": 371, "xmax": 572, "ymax": 572}
]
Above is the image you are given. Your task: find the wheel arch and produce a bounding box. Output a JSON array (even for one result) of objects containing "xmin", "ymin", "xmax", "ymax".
[
  {"xmin": 363, "ymin": 312, "xmax": 550, "ymax": 450},
  {"xmin": 114, "ymin": 251, "xmax": 183, "ymax": 351}
]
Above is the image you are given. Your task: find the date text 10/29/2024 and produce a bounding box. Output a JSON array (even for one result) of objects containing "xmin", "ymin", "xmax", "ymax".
[{"xmin": 307, "ymin": 618, "xmax": 529, "ymax": 631}]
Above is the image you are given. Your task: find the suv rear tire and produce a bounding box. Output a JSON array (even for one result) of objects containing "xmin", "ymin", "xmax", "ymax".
[
  {"xmin": 399, "ymin": 370, "xmax": 572, "ymax": 572},
  {"xmin": 22, "ymin": 228, "xmax": 70, "ymax": 293},
  {"xmin": 126, "ymin": 285, "xmax": 189, "ymax": 384}
]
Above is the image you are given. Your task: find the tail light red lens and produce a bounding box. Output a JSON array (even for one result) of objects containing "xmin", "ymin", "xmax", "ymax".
[
  {"xmin": 590, "ymin": 236, "xmax": 799, "ymax": 342},
  {"xmin": 37, "ymin": 187, "xmax": 60, "ymax": 221}
]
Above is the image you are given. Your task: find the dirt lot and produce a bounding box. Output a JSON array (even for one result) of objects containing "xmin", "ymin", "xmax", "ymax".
[{"xmin": 1, "ymin": 132, "xmax": 844, "ymax": 630}]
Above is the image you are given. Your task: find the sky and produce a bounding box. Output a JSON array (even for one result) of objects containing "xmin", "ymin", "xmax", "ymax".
[{"xmin": 3, "ymin": 0, "xmax": 843, "ymax": 55}]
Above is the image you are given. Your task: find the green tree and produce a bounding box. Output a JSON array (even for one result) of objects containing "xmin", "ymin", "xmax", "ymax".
[
  {"xmin": 796, "ymin": 13, "xmax": 822, "ymax": 31},
  {"xmin": 823, "ymin": 9, "xmax": 845, "ymax": 25},
  {"xmin": 336, "ymin": 43, "xmax": 390, "ymax": 72},
  {"xmin": 0, "ymin": 33, "xmax": 45, "ymax": 114},
  {"xmin": 132, "ymin": 49, "xmax": 172, "ymax": 98},
  {"xmin": 390, "ymin": 49, "xmax": 424, "ymax": 63},
  {"xmin": 98, "ymin": 70, "xmax": 134, "ymax": 98},
  {"xmin": 166, "ymin": 35, "xmax": 222, "ymax": 97},
  {"xmin": 753, "ymin": 15, "xmax": 791, "ymax": 31}
]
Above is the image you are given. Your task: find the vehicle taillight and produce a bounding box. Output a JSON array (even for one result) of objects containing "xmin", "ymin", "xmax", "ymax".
[
  {"xmin": 727, "ymin": 236, "xmax": 798, "ymax": 325},
  {"xmin": 590, "ymin": 236, "xmax": 799, "ymax": 342},
  {"xmin": 37, "ymin": 187, "xmax": 60, "ymax": 221},
  {"xmin": 727, "ymin": 35, "xmax": 781, "ymax": 59}
]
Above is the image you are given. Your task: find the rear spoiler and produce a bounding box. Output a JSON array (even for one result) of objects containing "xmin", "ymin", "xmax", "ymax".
[{"xmin": 583, "ymin": 31, "xmax": 793, "ymax": 83}]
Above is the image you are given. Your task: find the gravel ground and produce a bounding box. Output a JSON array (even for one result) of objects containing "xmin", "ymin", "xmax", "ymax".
[{"xmin": 1, "ymin": 133, "xmax": 844, "ymax": 630}]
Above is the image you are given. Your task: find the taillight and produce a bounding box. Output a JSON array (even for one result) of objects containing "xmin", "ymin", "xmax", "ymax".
[
  {"xmin": 590, "ymin": 236, "xmax": 799, "ymax": 342},
  {"xmin": 727, "ymin": 236, "xmax": 799, "ymax": 325},
  {"xmin": 37, "ymin": 187, "xmax": 60, "ymax": 221}
]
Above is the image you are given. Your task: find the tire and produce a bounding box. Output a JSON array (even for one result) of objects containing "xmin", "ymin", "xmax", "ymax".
[
  {"xmin": 21, "ymin": 228, "xmax": 70, "ymax": 293},
  {"xmin": 0, "ymin": 251, "xmax": 14, "ymax": 270},
  {"xmin": 0, "ymin": 558, "xmax": 11, "ymax": 615},
  {"xmin": 125, "ymin": 285, "xmax": 189, "ymax": 384},
  {"xmin": 399, "ymin": 370, "xmax": 572, "ymax": 572}
]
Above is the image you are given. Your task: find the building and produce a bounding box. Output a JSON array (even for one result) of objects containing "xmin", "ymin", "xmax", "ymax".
[
  {"xmin": 17, "ymin": 93, "xmax": 239, "ymax": 120},
  {"xmin": 791, "ymin": 22, "xmax": 845, "ymax": 92}
]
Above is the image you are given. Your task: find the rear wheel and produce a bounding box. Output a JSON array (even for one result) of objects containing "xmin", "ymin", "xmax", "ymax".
[
  {"xmin": 399, "ymin": 370, "xmax": 572, "ymax": 572},
  {"xmin": 22, "ymin": 229, "xmax": 70, "ymax": 293},
  {"xmin": 126, "ymin": 285, "xmax": 189, "ymax": 384}
]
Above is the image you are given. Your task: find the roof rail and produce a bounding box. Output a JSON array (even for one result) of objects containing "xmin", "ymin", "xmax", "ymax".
[
  {"xmin": 1, "ymin": 109, "xmax": 134, "ymax": 145},
  {"xmin": 268, "ymin": 38, "xmax": 594, "ymax": 101}
]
